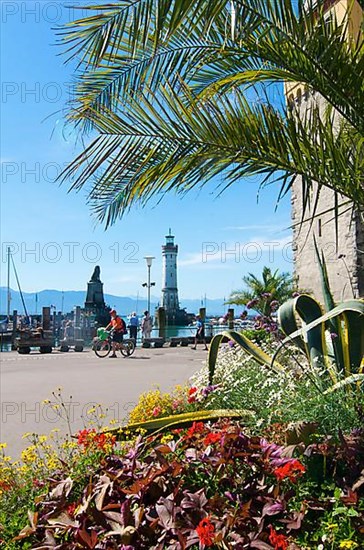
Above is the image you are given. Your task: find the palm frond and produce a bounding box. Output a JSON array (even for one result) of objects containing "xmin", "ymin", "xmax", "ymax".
[
  {"xmin": 58, "ymin": 0, "xmax": 364, "ymax": 224},
  {"xmin": 61, "ymin": 83, "xmax": 364, "ymax": 225}
]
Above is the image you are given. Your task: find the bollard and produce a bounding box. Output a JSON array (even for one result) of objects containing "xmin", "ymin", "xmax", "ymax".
[
  {"xmin": 74, "ymin": 306, "xmax": 81, "ymax": 339},
  {"xmin": 228, "ymin": 308, "xmax": 234, "ymax": 330},
  {"xmin": 42, "ymin": 307, "xmax": 51, "ymax": 330},
  {"xmin": 156, "ymin": 307, "xmax": 166, "ymax": 339}
]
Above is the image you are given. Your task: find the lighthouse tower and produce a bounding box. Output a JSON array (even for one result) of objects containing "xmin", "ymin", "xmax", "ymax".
[{"xmin": 161, "ymin": 229, "xmax": 180, "ymax": 322}]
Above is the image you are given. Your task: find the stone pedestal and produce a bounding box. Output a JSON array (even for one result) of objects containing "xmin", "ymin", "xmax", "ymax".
[
  {"xmin": 84, "ymin": 266, "xmax": 105, "ymax": 310},
  {"xmin": 85, "ymin": 283, "xmax": 105, "ymax": 309}
]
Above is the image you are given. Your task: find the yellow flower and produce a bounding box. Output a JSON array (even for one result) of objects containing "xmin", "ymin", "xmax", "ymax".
[
  {"xmin": 161, "ymin": 434, "xmax": 174, "ymax": 444},
  {"xmin": 61, "ymin": 440, "xmax": 77, "ymax": 450},
  {"xmin": 0, "ymin": 443, "xmax": 7, "ymax": 449},
  {"xmin": 87, "ymin": 407, "xmax": 96, "ymax": 414},
  {"xmin": 42, "ymin": 399, "xmax": 51, "ymax": 404},
  {"xmin": 47, "ymin": 457, "xmax": 60, "ymax": 470},
  {"xmin": 21, "ymin": 445, "xmax": 37, "ymax": 463},
  {"xmin": 38, "ymin": 435, "xmax": 47, "ymax": 443},
  {"xmin": 339, "ymin": 542, "xmax": 358, "ymax": 549},
  {"xmin": 22, "ymin": 432, "xmax": 32, "ymax": 439}
]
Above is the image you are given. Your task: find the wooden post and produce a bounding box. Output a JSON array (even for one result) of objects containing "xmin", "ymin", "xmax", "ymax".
[
  {"xmin": 42, "ymin": 307, "xmax": 51, "ymax": 330},
  {"xmin": 228, "ymin": 308, "xmax": 234, "ymax": 330},
  {"xmin": 74, "ymin": 306, "xmax": 81, "ymax": 339},
  {"xmin": 52, "ymin": 311, "xmax": 57, "ymax": 337}
]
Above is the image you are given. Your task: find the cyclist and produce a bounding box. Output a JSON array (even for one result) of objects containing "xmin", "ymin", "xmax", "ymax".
[{"xmin": 105, "ymin": 310, "xmax": 126, "ymax": 358}]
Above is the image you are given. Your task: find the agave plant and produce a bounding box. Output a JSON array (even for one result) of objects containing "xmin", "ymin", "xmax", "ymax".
[
  {"xmin": 208, "ymin": 246, "xmax": 364, "ymax": 394},
  {"xmin": 208, "ymin": 296, "xmax": 363, "ymax": 390}
]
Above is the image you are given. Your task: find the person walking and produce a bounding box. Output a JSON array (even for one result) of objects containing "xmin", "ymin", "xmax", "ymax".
[
  {"xmin": 141, "ymin": 311, "xmax": 153, "ymax": 341},
  {"xmin": 192, "ymin": 314, "xmax": 208, "ymax": 350},
  {"xmin": 105, "ymin": 309, "xmax": 126, "ymax": 358},
  {"xmin": 129, "ymin": 312, "xmax": 139, "ymax": 341}
]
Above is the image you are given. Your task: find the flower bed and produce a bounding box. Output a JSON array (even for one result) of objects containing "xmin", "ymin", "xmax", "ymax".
[
  {"xmin": 1, "ymin": 329, "xmax": 363, "ymax": 548},
  {"xmin": 1, "ymin": 420, "xmax": 363, "ymax": 548}
]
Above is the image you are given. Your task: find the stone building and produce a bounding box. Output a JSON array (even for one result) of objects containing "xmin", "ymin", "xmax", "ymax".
[{"xmin": 285, "ymin": 0, "xmax": 364, "ymax": 302}]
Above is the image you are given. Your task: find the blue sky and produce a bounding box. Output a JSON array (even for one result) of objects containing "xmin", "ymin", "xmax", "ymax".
[{"xmin": 1, "ymin": 1, "xmax": 293, "ymax": 300}]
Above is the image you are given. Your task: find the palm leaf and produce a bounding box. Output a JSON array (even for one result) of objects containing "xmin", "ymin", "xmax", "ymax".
[
  {"xmin": 58, "ymin": 0, "xmax": 364, "ymax": 224},
  {"xmin": 61, "ymin": 84, "xmax": 364, "ymax": 226}
]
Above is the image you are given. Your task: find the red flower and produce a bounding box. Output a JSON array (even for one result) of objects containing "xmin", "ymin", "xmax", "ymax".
[
  {"xmin": 0, "ymin": 480, "xmax": 11, "ymax": 492},
  {"xmin": 204, "ymin": 432, "xmax": 221, "ymax": 446},
  {"xmin": 32, "ymin": 478, "xmax": 45, "ymax": 488},
  {"xmin": 196, "ymin": 517, "xmax": 215, "ymax": 546},
  {"xmin": 273, "ymin": 459, "xmax": 305, "ymax": 482},
  {"xmin": 186, "ymin": 421, "xmax": 205, "ymax": 438},
  {"xmin": 77, "ymin": 428, "xmax": 96, "ymax": 448},
  {"xmin": 188, "ymin": 387, "xmax": 198, "ymax": 404},
  {"xmin": 67, "ymin": 503, "xmax": 77, "ymax": 518},
  {"xmin": 76, "ymin": 428, "xmax": 116, "ymax": 452},
  {"xmin": 95, "ymin": 432, "xmax": 116, "ymax": 451},
  {"xmin": 269, "ymin": 526, "xmax": 288, "ymax": 550}
]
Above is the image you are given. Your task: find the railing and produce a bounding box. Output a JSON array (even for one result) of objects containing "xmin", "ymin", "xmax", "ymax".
[{"xmin": 146, "ymin": 320, "xmax": 255, "ymax": 341}]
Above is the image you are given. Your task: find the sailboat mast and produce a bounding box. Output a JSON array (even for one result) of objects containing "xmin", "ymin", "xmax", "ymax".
[{"xmin": 7, "ymin": 247, "xmax": 11, "ymax": 317}]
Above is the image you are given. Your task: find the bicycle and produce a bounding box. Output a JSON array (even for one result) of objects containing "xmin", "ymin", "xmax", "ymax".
[{"xmin": 93, "ymin": 330, "xmax": 136, "ymax": 358}]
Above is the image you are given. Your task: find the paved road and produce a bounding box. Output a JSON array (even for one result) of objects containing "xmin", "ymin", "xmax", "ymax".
[{"xmin": 0, "ymin": 347, "xmax": 207, "ymax": 458}]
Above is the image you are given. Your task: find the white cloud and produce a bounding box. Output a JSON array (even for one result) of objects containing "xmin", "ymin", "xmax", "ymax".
[
  {"xmin": 223, "ymin": 224, "xmax": 290, "ymax": 234},
  {"xmin": 178, "ymin": 238, "xmax": 292, "ymax": 270},
  {"xmin": 249, "ymin": 236, "xmax": 292, "ymax": 250},
  {"xmin": 179, "ymin": 252, "xmax": 230, "ymax": 269}
]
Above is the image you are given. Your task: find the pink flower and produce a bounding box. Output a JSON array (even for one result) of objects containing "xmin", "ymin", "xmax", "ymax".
[{"xmin": 152, "ymin": 406, "xmax": 161, "ymax": 417}]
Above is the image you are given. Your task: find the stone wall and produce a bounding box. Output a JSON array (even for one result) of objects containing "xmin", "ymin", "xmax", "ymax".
[
  {"xmin": 287, "ymin": 0, "xmax": 364, "ymax": 303},
  {"xmin": 291, "ymin": 177, "xmax": 364, "ymax": 303}
]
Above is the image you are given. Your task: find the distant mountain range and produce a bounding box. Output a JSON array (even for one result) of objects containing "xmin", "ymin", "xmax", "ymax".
[{"xmin": 0, "ymin": 287, "xmax": 228, "ymax": 317}]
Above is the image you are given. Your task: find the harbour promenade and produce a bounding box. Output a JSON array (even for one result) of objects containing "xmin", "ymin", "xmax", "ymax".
[{"xmin": 0, "ymin": 347, "xmax": 207, "ymax": 458}]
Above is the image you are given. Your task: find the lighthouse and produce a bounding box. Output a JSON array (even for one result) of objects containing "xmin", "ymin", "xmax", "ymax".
[{"xmin": 161, "ymin": 229, "xmax": 180, "ymax": 322}]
